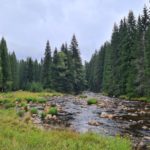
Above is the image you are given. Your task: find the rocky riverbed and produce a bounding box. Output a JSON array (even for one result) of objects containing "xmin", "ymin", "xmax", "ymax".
[{"xmin": 23, "ymin": 92, "xmax": 150, "ymax": 150}]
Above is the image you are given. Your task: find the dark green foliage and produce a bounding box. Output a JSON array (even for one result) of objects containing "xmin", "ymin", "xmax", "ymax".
[
  {"xmin": 42, "ymin": 41, "xmax": 52, "ymax": 89},
  {"xmin": 9, "ymin": 52, "xmax": 19, "ymax": 90},
  {"xmin": 0, "ymin": 35, "xmax": 85, "ymax": 94},
  {"xmin": 48, "ymin": 107, "xmax": 58, "ymax": 115},
  {"xmin": 30, "ymin": 108, "xmax": 38, "ymax": 114},
  {"xmin": 28, "ymin": 82, "xmax": 43, "ymax": 92},
  {"xmin": 0, "ymin": 38, "xmax": 11, "ymax": 91},
  {"xmin": 86, "ymin": 5, "xmax": 150, "ymax": 98},
  {"xmin": 70, "ymin": 35, "xmax": 85, "ymax": 94},
  {"xmin": 41, "ymin": 112, "xmax": 46, "ymax": 120}
]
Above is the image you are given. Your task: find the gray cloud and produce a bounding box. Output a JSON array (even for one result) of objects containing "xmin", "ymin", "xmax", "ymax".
[{"xmin": 0, "ymin": 0, "xmax": 148, "ymax": 61}]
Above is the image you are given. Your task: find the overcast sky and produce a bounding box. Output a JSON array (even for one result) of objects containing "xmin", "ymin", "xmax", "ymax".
[{"xmin": 0, "ymin": 0, "xmax": 148, "ymax": 61}]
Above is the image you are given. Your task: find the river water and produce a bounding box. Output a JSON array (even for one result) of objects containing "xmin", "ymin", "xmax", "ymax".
[{"xmin": 32, "ymin": 92, "xmax": 150, "ymax": 149}]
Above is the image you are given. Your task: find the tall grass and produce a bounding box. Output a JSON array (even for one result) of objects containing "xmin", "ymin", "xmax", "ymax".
[{"xmin": 0, "ymin": 109, "xmax": 132, "ymax": 150}]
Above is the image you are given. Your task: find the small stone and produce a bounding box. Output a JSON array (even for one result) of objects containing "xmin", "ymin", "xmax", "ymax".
[
  {"xmin": 100, "ymin": 112, "xmax": 115, "ymax": 119},
  {"xmin": 137, "ymin": 141, "xmax": 147, "ymax": 150},
  {"xmin": 88, "ymin": 120, "xmax": 103, "ymax": 126},
  {"xmin": 143, "ymin": 136, "xmax": 150, "ymax": 140},
  {"xmin": 45, "ymin": 114, "xmax": 52, "ymax": 120},
  {"xmin": 137, "ymin": 120, "xmax": 144, "ymax": 124},
  {"xmin": 52, "ymin": 115, "xmax": 57, "ymax": 120},
  {"xmin": 142, "ymin": 126, "xmax": 148, "ymax": 130}
]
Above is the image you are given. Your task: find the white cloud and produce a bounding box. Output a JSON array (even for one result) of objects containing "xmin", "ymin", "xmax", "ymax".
[{"xmin": 0, "ymin": 0, "xmax": 148, "ymax": 61}]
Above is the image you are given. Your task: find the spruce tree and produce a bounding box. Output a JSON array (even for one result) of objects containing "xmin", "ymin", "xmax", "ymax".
[
  {"xmin": 70, "ymin": 35, "xmax": 85, "ymax": 93},
  {"xmin": 0, "ymin": 38, "xmax": 11, "ymax": 91},
  {"xmin": 42, "ymin": 41, "xmax": 52, "ymax": 89},
  {"xmin": 9, "ymin": 52, "xmax": 19, "ymax": 90},
  {"xmin": 126, "ymin": 11, "xmax": 137, "ymax": 97}
]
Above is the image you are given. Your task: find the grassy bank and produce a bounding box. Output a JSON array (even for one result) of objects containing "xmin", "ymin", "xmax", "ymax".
[
  {"xmin": 0, "ymin": 91, "xmax": 132, "ymax": 150},
  {"xmin": 119, "ymin": 95, "xmax": 150, "ymax": 102}
]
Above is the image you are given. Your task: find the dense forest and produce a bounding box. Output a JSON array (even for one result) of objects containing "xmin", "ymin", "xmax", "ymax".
[
  {"xmin": 86, "ymin": 6, "xmax": 150, "ymax": 98},
  {"xmin": 0, "ymin": 35, "xmax": 86, "ymax": 93}
]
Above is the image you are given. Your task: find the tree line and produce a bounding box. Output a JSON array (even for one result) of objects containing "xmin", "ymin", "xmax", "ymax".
[
  {"xmin": 86, "ymin": 6, "xmax": 150, "ymax": 98},
  {"xmin": 0, "ymin": 35, "xmax": 86, "ymax": 94}
]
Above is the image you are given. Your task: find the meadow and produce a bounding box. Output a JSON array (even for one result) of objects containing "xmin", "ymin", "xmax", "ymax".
[{"xmin": 0, "ymin": 91, "xmax": 132, "ymax": 150}]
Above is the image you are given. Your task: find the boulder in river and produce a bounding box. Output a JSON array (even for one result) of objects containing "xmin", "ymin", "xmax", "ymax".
[
  {"xmin": 100, "ymin": 112, "xmax": 115, "ymax": 119},
  {"xmin": 88, "ymin": 120, "xmax": 103, "ymax": 126}
]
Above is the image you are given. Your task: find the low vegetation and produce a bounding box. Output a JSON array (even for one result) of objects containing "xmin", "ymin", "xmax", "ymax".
[
  {"xmin": 119, "ymin": 95, "xmax": 150, "ymax": 102},
  {"xmin": 87, "ymin": 98, "xmax": 98, "ymax": 105},
  {"xmin": 0, "ymin": 108, "xmax": 132, "ymax": 150},
  {"xmin": 30, "ymin": 108, "xmax": 38, "ymax": 114},
  {"xmin": 48, "ymin": 107, "xmax": 58, "ymax": 116},
  {"xmin": 79, "ymin": 95, "xmax": 87, "ymax": 99}
]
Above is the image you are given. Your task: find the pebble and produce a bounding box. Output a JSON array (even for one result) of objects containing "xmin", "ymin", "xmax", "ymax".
[
  {"xmin": 88, "ymin": 120, "xmax": 103, "ymax": 126},
  {"xmin": 100, "ymin": 112, "xmax": 115, "ymax": 119}
]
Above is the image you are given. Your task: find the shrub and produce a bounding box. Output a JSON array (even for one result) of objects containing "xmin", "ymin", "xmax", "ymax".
[
  {"xmin": 30, "ymin": 108, "xmax": 38, "ymax": 114},
  {"xmin": 48, "ymin": 107, "xmax": 58, "ymax": 115},
  {"xmin": 87, "ymin": 98, "xmax": 97, "ymax": 105},
  {"xmin": 26, "ymin": 97, "xmax": 37, "ymax": 103},
  {"xmin": 41, "ymin": 112, "xmax": 46, "ymax": 120},
  {"xmin": 20, "ymin": 102, "xmax": 27, "ymax": 107},
  {"xmin": 17, "ymin": 110, "xmax": 25, "ymax": 117},
  {"xmin": 16, "ymin": 98, "xmax": 22, "ymax": 103},
  {"xmin": 37, "ymin": 97, "xmax": 47, "ymax": 103}
]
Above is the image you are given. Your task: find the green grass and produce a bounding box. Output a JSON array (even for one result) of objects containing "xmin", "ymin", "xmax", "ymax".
[
  {"xmin": 37, "ymin": 97, "xmax": 47, "ymax": 103},
  {"xmin": 30, "ymin": 108, "xmax": 38, "ymax": 114},
  {"xmin": 79, "ymin": 95, "xmax": 87, "ymax": 99},
  {"xmin": 87, "ymin": 98, "xmax": 97, "ymax": 105},
  {"xmin": 119, "ymin": 95, "xmax": 150, "ymax": 102},
  {"xmin": 0, "ymin": 109, "xmax": 131, "ymax": 150},
  {"xmin": 0, "ymin": 91, "xmax": 132, "ymax": 150},
  {"xmin": 48, "ymin": 107, "xmax": 58, "ymax": 115}
]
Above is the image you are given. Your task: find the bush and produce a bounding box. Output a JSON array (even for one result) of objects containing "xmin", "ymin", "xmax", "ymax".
[
  {"xmin": 48, "ymin": 107, "xmax": 58, "ymax": 116},
  {"xmin": 41, "ymin": 112, "xmax": 46, "ymax": 120},
  {"xmin": 26, "ymin": 97, "xmax": 37, "ymax": 103},
  {"xmin": 16, "ymin": 98, "xmax": 22, "ymax": 103},
  {"xmin": 87, "ymin": 98, "xmax": 97, "ymax": 105},
  {"xmin": 17, "ymin": 110, "xmax": 25, "ymax": 117},
  {"xmin": 30, "ymin": 108, "xmax": 38, "ymax": 114},
  {"xmin": 37, "ymin": 97, "xmax": 47, "ymax": 103},
  {"xmin": 20, "ymin": 102, "xmax": 27, "ymax": 107}
]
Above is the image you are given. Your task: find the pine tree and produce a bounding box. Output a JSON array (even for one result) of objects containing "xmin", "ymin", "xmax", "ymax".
[
  {"xmin": 110, "ymin": 23, "xmax": 121, "ymax": 96},
  {"xmin": 9, "ymin": 52, "xmax": 19, "ymax": 90},
  {"xmin": 26, "ymin": 57, "xmax": 34, "ymax": 83},
  {"xmin": 0, "ymin": 38, "xmax": 11, "ymax": 91},
  {"xmin": 102, "ymin": 42, "xmax": 112, "ymax": 93},
  {"xmin": 42, "ymin": 41, "xmax": 52, "ymax": 89},
  {"xmin": 126, "ymin": 11, "xmax": 137, "ymax": 97},
  {"xmin": 0, "ymin": 54, "xmax": 2, "ymax": 90},
  {"xmin": 70, "ymin": 35, "xmax": 85, "ymax": 93}
]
